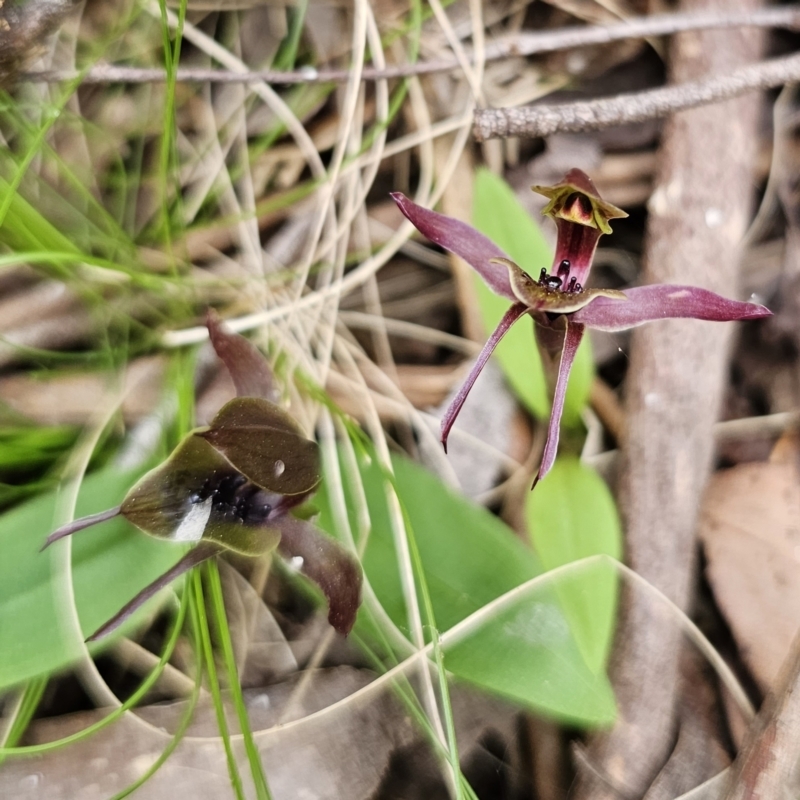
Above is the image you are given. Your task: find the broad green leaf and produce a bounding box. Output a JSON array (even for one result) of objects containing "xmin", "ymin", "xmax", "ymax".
[
  {"xmin": 316, "ymin": 449, "xmax": 616, "ymax": 726},
  {"xmin": 471, "ymin": 168, "xmax": 594, "ymax": 425},
  {"xmin": 526, "ymin": 457, "xmax": 622, "ymax": 673},
  {"xmin": 0, "ymin": 466, "xmax": 186, "ymax": 690}
]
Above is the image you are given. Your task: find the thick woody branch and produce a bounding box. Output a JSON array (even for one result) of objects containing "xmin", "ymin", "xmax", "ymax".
[
  {"xmin": 573, "ymin": 0, "xmax": 765, "ymax": 795},
  {"xmin": 19, "ymin": 7, "xmax": 800, "ymax": 86},
  {"xmin": 473, "ymin": 51, "xmax": 800, "ymax": 141}
]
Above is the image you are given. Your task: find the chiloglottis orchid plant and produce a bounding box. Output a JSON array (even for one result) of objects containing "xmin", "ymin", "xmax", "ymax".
[
  {"xmin": 43, "ymin": 311, "xmax": 362, "ymax": 640},
  {"xmin": 391, "ymin": 169, "xmax": 772, "ymax": 486}
]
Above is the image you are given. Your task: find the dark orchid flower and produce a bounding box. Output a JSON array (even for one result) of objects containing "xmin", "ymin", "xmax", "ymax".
[
  {"xmin": 391, "ymin": 169, "xmax": 771, "ymax": 485},
  {"xmin": 44, "ymin": 311, "xmax": 362, "ymax": 640}
]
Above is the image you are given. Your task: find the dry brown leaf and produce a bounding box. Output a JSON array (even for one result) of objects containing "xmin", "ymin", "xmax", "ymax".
[
  {"xmin": 5, "ymin": 667, "xmax": 523, "ymax": 799},
  {"xmin": 698, "ymin": 443, "xmax": 800, "ymax": 691}
]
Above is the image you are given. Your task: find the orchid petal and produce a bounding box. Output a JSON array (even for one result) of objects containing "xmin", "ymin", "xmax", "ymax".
[
  {"xmin": 532, "ymin": 169, "xmax": 627, "ymax": 235},
  {"xmin": 534, "ymin": 321, "xmax": 585, "ymax": 487},
  {"xmin": 86, "ymin": 543, "xmax": 219, "ymax": 642},
  {"xmin": 391, "ymin": 192, "xmax": 516, "ymax": 301},
  {"xmin": 41, "ymin": 506, "xmax": 122, "ymax": 550},
  {"xmin": 572, "ymin": 284, "xmax": 772, "ymax": 332},
  {"xmin": 441, "ymin": 302, "xmax": 528, "ymax": 452},
  {"xmin": 274, "ymin": 515, "xmax": 363, "ymax": 636},
  {"xmin": 207, "ymin": 310, "xmax": 278, "ymax": 401},
  {"xmin": 496, "ymin": 258, "xmax": 627, "ymax": 314}
]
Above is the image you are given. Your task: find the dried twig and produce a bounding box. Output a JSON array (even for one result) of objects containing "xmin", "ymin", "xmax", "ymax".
[
  {"xmin": 20, "ymin": 6, "xmax": 800, "ymax": 86},
  {"xmin": 473, "ymin": 50, "xmax": 800, "ymax": 141},
  {"xmin": 723, "ymin": 631, "xmax": 800, "ymax": 799}
]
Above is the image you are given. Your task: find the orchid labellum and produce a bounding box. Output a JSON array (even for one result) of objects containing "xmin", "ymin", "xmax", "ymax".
[
  {"xmin": 392, "ymin": 169, "xmax": 771, "ymax": 485},
  {"xmin": 44, "ymin": 312, "xmax": 362, "ymax": 640}
]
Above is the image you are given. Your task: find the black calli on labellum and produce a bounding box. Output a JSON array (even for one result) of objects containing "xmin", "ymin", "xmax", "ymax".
[
  {"xmin": 391, "ymin": 168, "xmax": 772, "ymax": 486},
  {"xmin": 43, "ymin": 311, "xmax": 362, "ymax": 641}
]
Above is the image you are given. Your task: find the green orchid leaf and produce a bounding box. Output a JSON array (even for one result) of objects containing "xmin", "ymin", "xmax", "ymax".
[
  {"xmin": 121, "ymin": 434, "xmax": 281, "ymax": 556},
  {"xmin": 472, "ymin": 169, "xmax": 594, "ymax": 425},
  {"xmin": 316, "ymin": 447, "xmax": 616, "ymax": 726},
  {"xmin": 201, "ymin": 397, "xmax": 321, "ymax": 496},
  {"xmin": 0, "ymin": 466, "xmax": 185, "ymax": 690},
  {"xmin": 526, "ymin": 456, "xmax": 622, "ymax": 673}
]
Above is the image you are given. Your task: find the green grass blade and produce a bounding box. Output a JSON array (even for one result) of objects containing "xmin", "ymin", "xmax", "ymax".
[
  {"xmin": 192, "ymin": 569, "xmax": 246, "ymax": 800},
  {"xmin": 0, "ymin": 675, "xmax": 47, "ymax": 760},
  {"xmin": 400, "ymin": 502, "xmax": 467, "ymax": 800},
  {"xmin": 205, "ymin": 560, "xmax": 273, "ymax": 800}
]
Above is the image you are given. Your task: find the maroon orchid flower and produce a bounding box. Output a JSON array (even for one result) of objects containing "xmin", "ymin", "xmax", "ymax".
[
  {"xmin": 43, "ymin": 311, "xmax": 362, "ymax": 640},
  {"xmin": 392, "ymin": 169, "xmax": 771, "ymax": 485}
]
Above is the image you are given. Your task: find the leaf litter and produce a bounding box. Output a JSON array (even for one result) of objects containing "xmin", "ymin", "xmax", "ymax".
[{"xmin": 0, "ymin": 0, "xmax": 797, "ymax": 797}]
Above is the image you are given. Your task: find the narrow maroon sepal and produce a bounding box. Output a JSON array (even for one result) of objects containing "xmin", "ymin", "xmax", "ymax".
[
  {"xmin": 86, "ymin": 544, "xmax": 218, "ymax": 642},
  {"xmin": 274, "ymin": 515, "xmax": 362, "ymax": 636},
  {"xmin": 441, "ymin": 303, "xmax": 528, "ymax": 452},
  {"xmin": 533, "ymin": 321, "xmax": 585, "ymax": 488},
  {"xmin": 391, "ymin": 192, "xmax": 517, "ymax": 301},
  {"xmin": 573, "ymin": 285, "xmax": 772, "ymax": 332}
]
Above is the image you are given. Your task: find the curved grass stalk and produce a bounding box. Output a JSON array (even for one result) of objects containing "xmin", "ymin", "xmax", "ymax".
[
  {"xmin": 288, "ymin": 0, "xmax": 368, "ymax": 301},
  {"xmin": 49, "ymin": 385, "xmax": 133, "ymax": 712},
  {"xmin": 109, "ymin": 590, "xmax": 203, "ymax": 800},
  {"xmin": 235, "ymin": 555, "xmax": 751, "ymax": 746},
  {"xmin": 8, "ymin": 556, "xmax": 744, "ymax": 758},
  {"xmin": 0, "ymin": 575, "xmax": 192, "ymax": 756},
  {"xmin": 152, "ymin": 2, "xmax": 336, "ymax": 299},
  {"xmin": 11, "ymin": 351, "xmax": 199, "ymax": 752}
]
